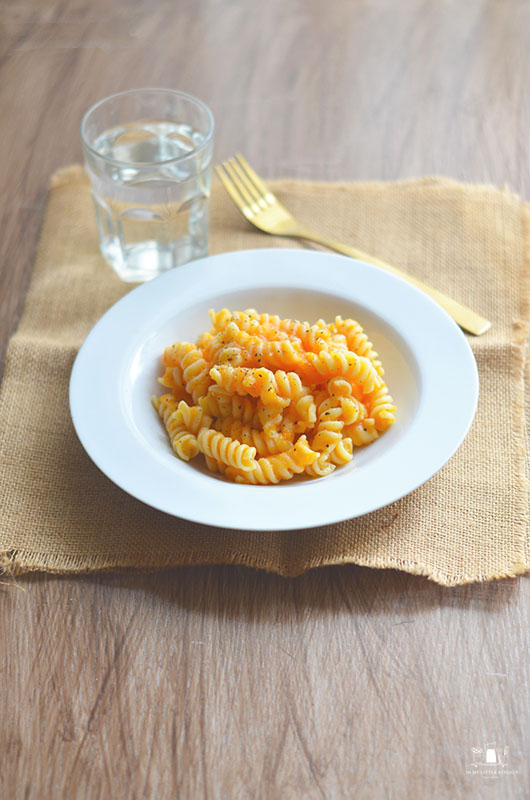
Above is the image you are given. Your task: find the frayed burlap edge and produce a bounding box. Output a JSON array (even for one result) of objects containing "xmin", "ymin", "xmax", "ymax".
[{"xmin": 1, "ymin": 546, "xmax": 529, "ymax": 586}]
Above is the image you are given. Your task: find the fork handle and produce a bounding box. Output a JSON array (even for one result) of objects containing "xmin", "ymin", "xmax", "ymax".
[{"xmin": 295, "ymin": 229, "xmax": 491, "ymax": 336}]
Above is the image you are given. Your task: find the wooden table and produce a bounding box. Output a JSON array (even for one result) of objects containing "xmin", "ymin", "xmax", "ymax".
[{"xmin": 1, "ymin": 2, "xmax": 529, "ymax": 797}]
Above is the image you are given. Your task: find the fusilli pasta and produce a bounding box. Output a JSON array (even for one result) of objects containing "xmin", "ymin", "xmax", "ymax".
[{"xmin": 153, "ymin": 308, "xmax": 396, "ymax": 484}]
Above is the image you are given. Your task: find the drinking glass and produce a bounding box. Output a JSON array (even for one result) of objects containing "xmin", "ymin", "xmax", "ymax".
[{"xmin": 81, "ymin": 89, "xmax": 214, "ymax": 282}]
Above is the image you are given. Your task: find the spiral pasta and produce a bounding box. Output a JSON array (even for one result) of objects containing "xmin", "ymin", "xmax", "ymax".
[
  {"xmin": 199, "ymin": 384, "xmax": 259, "ymax": 425},
  {"xmin": 210, "ymin": 365, "xmax": 316, "ymax": 424},
  {"xmin": 153, "ymin": 395, "xmax": 212, "ymax": 461},
  {"xmin": 365, "ymin": 384, "xmax": 397, "ymax": 431},
  {"xmin": 153, "ymin": 308, "xmax": 396, "ymax": 483},
  {"xmin": 197, "ymin": 428, "xmax": 257, "ymax": 471},
  {"xmin": 157, "ymin": 366, "xmax": 194, "ymax": 404},
  {"xmin": 303, "ymin": 350, "xmax": 382, "ymax": 392},
  {"xmin": 213, "ymin": 417, "xmax": 294, "ymax": 456},
  {"xmin": 225, "ymin": 436, "xmax": 317, "ymax": 484},
  {"xmin": 163, "ymin": 341, "xmax": 212, "ymax": 403},
  {"xmin": 330, "ymin": 316, "xmax": 384, "ymax": 376}
]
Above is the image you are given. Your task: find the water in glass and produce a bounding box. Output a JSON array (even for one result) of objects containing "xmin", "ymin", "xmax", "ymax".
[{"xmin": 88, "ymin": 120, "xmax": 210, "ymax": 282}]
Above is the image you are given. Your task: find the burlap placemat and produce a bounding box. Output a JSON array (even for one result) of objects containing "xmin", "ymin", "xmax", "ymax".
[{"xmin": 0, "ymin": 166, "xmax": 528, "ymax": 585}]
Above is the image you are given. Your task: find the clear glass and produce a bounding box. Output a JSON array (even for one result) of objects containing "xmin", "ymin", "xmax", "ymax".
[{"xmin": 81, "ymin": 89, "xmax": 214, "ymax": 282}]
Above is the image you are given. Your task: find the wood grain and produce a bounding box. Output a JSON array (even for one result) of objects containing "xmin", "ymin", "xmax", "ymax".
[{"xmin": 0, "ymin": 1, "xmax": 529, "ymax": 798}]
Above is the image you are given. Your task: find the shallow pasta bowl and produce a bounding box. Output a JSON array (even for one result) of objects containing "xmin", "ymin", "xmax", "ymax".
[{"xmin": 69, "ymin": 248, "xmax": 479, "ymax": 531}]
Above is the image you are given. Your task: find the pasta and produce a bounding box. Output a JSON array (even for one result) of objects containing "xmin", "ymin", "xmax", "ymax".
[
  {"xmin": 224, "ymin": 436, "xmax": 317, "ymax": 484},
  {"xmin": 197, "ymin": 428, "xmax": 257, "ymax": 471},
  {"xmin": 153, "ymin": 395, "xmax": 212, "ymax": 461},
  {"xmin": 153, "ymin": 308, "xmax": 396, "ymax": 484},
  {"xmin": 213, "ymin": 417, "xmax": 294, "ymax": 456}
]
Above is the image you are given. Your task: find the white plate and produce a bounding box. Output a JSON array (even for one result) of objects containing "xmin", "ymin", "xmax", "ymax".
[{"xmin": 69, "ymin": 248, "xmax": 478, "ymax": 530}]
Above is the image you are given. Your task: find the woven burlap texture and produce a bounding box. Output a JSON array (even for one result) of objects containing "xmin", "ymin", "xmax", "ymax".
[{"xmin": 0, "ymin": 166, "xmax": 529, "ymax": 585}]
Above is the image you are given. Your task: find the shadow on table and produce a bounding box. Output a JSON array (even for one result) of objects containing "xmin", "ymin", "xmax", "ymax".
[{"xmin": 16, "ymin": 563, "xmax": 524, "ymax": 620}]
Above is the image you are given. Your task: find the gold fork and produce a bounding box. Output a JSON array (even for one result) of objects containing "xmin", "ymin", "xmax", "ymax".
[{"xmin": 216, "ymin": 154, "xmax": 491, "ymax": 336}]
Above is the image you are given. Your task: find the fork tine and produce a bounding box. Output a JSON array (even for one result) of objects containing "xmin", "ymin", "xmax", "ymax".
[
  {"xmin": 222, "ymin": 159, "xmax": 260, "ymax": 212},
  {"xmin": 235, "ymin": 154, "xmax": 276, "ymax": 204},
  {"xmin": 229, "ymin": 158, "xmax": 267, "ymax": 208},
  {"xmin": 215, "ymin": 164, "xmax": 252, "ymax": 218}
]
